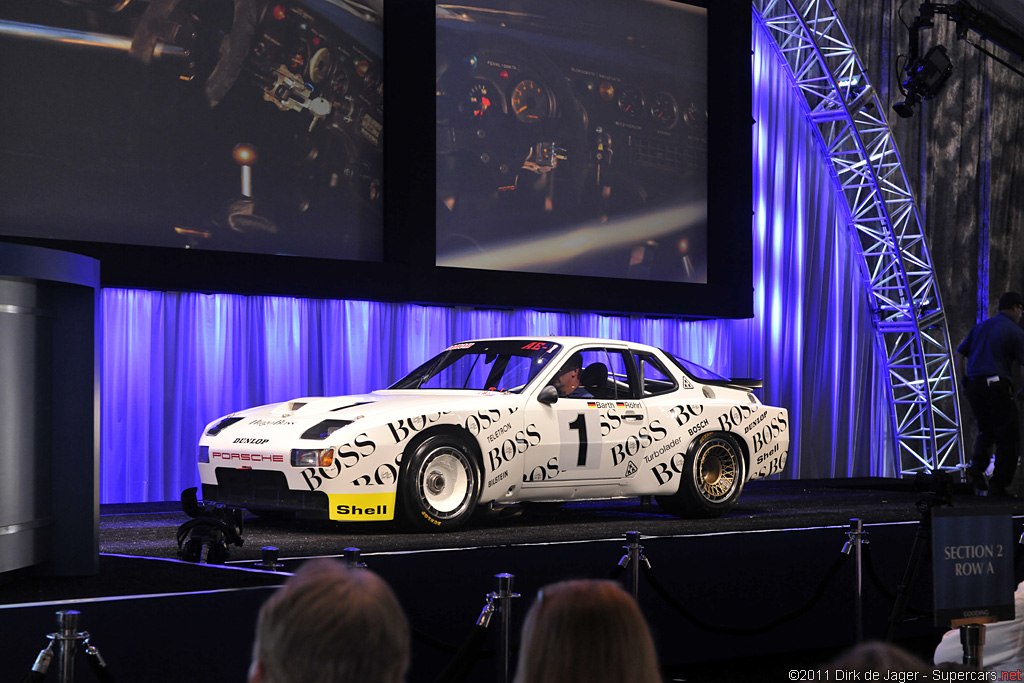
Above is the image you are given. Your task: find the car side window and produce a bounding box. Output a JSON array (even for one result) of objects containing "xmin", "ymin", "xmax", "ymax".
[
  {"xmin": 552, "ymin": 348, "xmax": 630, "ymax": 401},
  {"xmin": 633, "ymin": 352, "xmax": 678, "ymax": 397},
  {"xmin": 559, "ymin": 348, "xmax": 632, "ymax": 400}
]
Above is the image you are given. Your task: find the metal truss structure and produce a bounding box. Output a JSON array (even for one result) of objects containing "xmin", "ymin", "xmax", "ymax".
[{"xmin": 752, "ymin": 0, "xmax": 964, "ymax": 476}]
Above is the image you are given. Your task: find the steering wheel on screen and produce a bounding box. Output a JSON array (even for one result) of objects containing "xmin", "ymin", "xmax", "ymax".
[
  {"xmin": 436, "ymin": 32, "xmax": 589, "ymax": 224},
  {"xmin": 131, "ymin": 0, "xmax": 260, "ymax": 107}
]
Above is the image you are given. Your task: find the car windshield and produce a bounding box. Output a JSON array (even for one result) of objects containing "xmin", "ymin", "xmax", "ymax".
[
  {"xmin": 390, "ymin": 340, "xmax": 563, "ymax": 392},
  {"xmin": 664, "ymin": 351, "xmax": 730, "ymax": 382}
]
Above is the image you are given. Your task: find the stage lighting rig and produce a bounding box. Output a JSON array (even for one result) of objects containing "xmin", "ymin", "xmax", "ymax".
[
  {"xmin": 895, "ymin": 1, "xmax": 1024, "ymax": 118},
  {"xmin": 894, "ymin": 44, "xmax": 953, "ymax": 118}
]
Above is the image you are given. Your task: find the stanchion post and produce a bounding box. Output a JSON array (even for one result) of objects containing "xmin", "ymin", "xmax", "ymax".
[
  {"xmin": 617, "ymin": 531, "xmax": 650, "ymax": 601},
  {"xmin": 343, "ymin": 547, "xmax": 367, "ymax": 569},
  {"xmin": 960, "ymin": 623, "xmax": 984, "ymax": 668},
  {"xmin": 841, "ymin": 518, "xmax": 867, "ymax": 643},
  {"xmin": 52, "ymin": 610, "xmax": 89, "ymax": 683},
  {"xmin": 492, "ymin": 573, "xmax": 520, "ymax": 683},
  {"xmin": 256, "ymin": 546, "xmax": 285, "ymax": 571}
]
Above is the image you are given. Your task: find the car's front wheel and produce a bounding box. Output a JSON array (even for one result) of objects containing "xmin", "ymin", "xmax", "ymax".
[
  {"xmin": 398, "ymin": 435, "xmax": 481, "ymax": 531},
  {"xmin": 657, "ymin": 432, "xmax": 746, "ymax": 518}
]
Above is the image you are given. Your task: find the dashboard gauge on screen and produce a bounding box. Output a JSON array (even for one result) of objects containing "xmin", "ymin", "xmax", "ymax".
[{"xmin": 510, "ymin": 79, "xmax": 551, "ymax": 122}]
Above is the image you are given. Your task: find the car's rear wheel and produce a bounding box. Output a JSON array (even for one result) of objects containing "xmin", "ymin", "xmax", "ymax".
[
  {"xmin": 657, "ymin": 432, "xmax": 745, "ymax": 518},
  {"xmin": 398, "ymin": 434, "xmax": 481, "ymax": 531}
]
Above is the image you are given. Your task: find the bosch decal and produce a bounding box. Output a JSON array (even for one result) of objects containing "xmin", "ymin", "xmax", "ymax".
[{"xmin": 687, "ymin": 419, "xmax": 709, "ymax": 436}]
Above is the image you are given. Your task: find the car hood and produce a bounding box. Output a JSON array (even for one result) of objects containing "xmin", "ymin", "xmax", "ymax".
[{"xmin": 217, "ymin": 389, "xmax": 521, "ymax": 425}]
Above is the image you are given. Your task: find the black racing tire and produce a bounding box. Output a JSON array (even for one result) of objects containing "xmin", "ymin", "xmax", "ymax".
[
  {"xmin": 656, "ymin": 432, "xmax": 746, "ymax": 518},
  {"xmin": 398, "ymin": 434, "xmax": 482, "ymax": 531}
]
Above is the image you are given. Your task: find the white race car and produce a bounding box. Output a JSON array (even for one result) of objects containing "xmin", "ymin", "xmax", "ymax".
[{"xmin": 196, "ymin": 337, "xmax": 789, "ymax": 529}]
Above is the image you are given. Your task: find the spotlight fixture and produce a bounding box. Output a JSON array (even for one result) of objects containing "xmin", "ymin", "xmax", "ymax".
[
  {"xmin": 893, "ymin": 44, "xmax": 953, "ymax": 118},
  {"xmin": 892, "ymin": 1, "xmax": 1024, "ymax": 119}
]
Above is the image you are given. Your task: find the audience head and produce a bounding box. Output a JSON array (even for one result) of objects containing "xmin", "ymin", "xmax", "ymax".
[
  {"xmin": 513, "ymin": 579, "xmax": 662, "ymax": 683},
  {"xmin": 830, "ymin": 641, "xmax": 932, "ymax": 675},
  {"xmin": 249, "ymin": 558, "xmax": 410, "ymax": 683}
]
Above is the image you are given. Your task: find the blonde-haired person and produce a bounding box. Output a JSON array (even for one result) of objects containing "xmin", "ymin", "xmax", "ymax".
[
  {"xmin": 249, "ymin": 558, "xmax": 410, "ymax": 683},
  {"xmin": 514, "ymin": 579, "xmax": 663, "ymax": 683}
]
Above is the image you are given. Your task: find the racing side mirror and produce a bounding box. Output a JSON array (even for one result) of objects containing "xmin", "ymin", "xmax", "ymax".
[{"xmin": 537, "ymin": 385, "xmax": 559, "ymax": 405}]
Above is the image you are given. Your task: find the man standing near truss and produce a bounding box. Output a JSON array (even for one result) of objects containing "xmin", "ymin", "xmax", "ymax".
[{"xmin": 956, "ymin": 291, "xmax": 1024, "ymax": 497}]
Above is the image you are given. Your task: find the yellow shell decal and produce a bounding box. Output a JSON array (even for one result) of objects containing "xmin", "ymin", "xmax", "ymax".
[{"xmin": 328, "ymin": 492, "xmax": 397, "ymax": 521}]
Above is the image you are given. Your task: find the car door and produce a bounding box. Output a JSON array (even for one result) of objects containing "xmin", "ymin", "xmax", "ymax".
[{"xmin": 523, "ymin": 345, "xmax": 647, "ymax": 485}]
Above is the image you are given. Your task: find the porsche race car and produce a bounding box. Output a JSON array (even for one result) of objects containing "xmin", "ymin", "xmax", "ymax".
[{"xmin": 196, "ymin": 337, "xmax": 789, "ymax": 529}]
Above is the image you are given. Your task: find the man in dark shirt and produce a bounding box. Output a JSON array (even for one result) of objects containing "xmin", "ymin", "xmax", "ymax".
[
  {"xmin": 549, "ymin": 352, "xmax": 593, "ymax": 398},
  {"xmin": 956, "ymin": 291, "xmax": 1024, "ymax": 496}
]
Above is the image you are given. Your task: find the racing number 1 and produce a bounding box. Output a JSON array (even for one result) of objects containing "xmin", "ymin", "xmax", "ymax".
[{"xmin": 568, "ymin": 413, "xmax": 587, "ymax": 466}]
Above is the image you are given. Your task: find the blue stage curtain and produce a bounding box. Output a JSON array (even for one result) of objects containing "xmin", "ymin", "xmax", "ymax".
[{"xmin": 98, "ymin": 19, "xmax": 892, "ymax": 504}]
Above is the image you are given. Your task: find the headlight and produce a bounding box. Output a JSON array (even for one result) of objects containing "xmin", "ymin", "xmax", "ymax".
[
  {"xmin": 206, "ymin": 416, "xmax": 244, "ymax": 436},
  {"xmin": 300, "ymin": 420, "xmax": 353, "ymax": 440},
  {"xmin": 199, "ymin": 446, "xmax": 210, "ymax": 463},
  {"xmin": 291, "ymin": 447, "xmax": 335, "ymax": 468}
]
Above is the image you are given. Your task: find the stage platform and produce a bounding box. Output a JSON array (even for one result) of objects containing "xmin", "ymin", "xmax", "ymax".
[{"xmin": 3, "ymin": 478, "xmax": 1023, "ymax": 682}]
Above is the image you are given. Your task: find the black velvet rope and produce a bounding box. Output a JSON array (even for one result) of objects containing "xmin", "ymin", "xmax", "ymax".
[
  {"xmin": 862, "ymin": 542, "xmax": 930, "ymax": 618},
  {"xmin": 637, "ymin": 551, "xmax": 849, "ymax": 636},
  {"xmin": 433, "ymin": 624, "xmax": 493, "ymax": 683},
  {"xmin": 84, "ymin": 645, "xmax": 116, "ymax": 683},
  {"xmin": 412, "ymin": 626, "xmax": 461, "ymax": 655}
]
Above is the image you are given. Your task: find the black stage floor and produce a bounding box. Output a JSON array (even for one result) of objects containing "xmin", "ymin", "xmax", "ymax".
[{"xmin": 3, "ymin": 478, "xmax": 1023, "ymax": 682}]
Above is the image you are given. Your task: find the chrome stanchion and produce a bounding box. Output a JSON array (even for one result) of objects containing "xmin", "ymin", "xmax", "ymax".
[
  {"xmin": 343, "ymin": 547, "xmax": 367, "ymax": 569},
  {"xmin": 841, "ymin": 518, "xmax": 868, "ymax": 643},
  {"xmin": 617, "ymin": 531, "xmax": 650, "ymax": 601},
  {"xmin": 960, "ymin": 623, "xmax": 985, "ymax": 668},
  {"xmin": 492, "ymin": 573, "xmax": 520, "ymax": 683},
  {"xmin": 255, "ymin": 546, "xmax": 285, "ymax": 571},
  {"xmin": 23, "ymin": 610, "xmax": 114, "ymax": 683},
  {"xmin": 51, "ymin": 610, "xmax": 89, "ymax": 683},
  {"xmin": 25, "ymin": 642, "xmax": 55, "ymax": 682}
]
